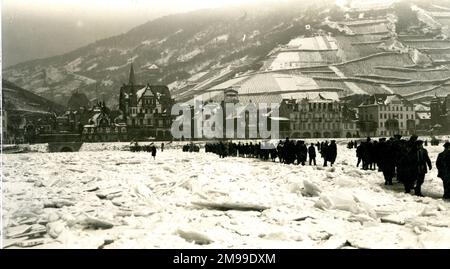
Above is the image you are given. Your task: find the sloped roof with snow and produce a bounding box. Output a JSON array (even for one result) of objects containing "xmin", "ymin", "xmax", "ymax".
[
  {"xmin": 286, "ymin": 36, "xmax": 338, "ymax": 51},
  {"xmin": 136, "ymin": 86, "xmax": 148, "ymax": 101},
  {"xmin": 185, "ymin": 73, "xmax": 343, "ymax": 105},
  {"xmin": 416, "ymin": 112, "xmax": 431, "ymax": 120},
  {"xmin": 415, "ymin": 103, "xmax": 431, "ymax": 111}
]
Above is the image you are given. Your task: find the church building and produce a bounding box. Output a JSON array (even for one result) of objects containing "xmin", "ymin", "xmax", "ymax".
[{"xmin": 119, "ymin": 64, "xmax": 174, "ymax": 139}]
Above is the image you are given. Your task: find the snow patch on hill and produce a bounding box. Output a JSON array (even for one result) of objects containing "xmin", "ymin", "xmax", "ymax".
[
  {"xmin": 86, "ymin": 63, "xmax": 98, "ymax": 71},
  {"xmin": 65, "ymin": 57, "xmax": 83, "ymax": 72}
]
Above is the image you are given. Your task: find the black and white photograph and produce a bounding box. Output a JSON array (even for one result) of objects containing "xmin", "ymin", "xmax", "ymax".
[{"xmin": 1, "ymin": 0, "xmax": 450, "ymax": 252}]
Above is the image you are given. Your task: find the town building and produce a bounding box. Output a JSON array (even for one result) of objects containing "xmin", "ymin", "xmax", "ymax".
[
  {"xmin": 287, "ymin": 94, "xmax": 359, "ymax": 139},
  {"xmin": 430, "ymin": 94, "xmax": 450, "ymax": 133},
  {"xmin": 358, "ymin": 94, "xmax": 416, "ymax": 137},
  {"xmin": 414, "ymin": 103, "xmax": 432, "ymax": 134},
  {"xmin": 173, "ymin": 87, "xmax": 289, "ymax": 140},
  {"xmin": 180, "ymin": 72, "xmax": 367, "ymax": 139},
  {"xmin": 119, "ymin": 64, "xmax": 174, "ymax": 140},
  {"xmin": 82, "ymin": 102, "xmax": 127, "ymax": 142}
]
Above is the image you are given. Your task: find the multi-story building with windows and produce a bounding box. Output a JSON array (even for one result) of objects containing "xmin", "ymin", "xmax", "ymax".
[
  {"xmin": 287, "ymin": 94, "xmax": 359, "ymax": 138},
  {"xmin": 430, "ymin": 94, "xmax": 450, "ymax": 133},
  {"xmin": 82, "ymin": 102, "xmax": 127, "ymax": 142},
  {"xmin": 358, "ymin": 94, "xmax": 416, "ymax": 137},
  {"xmin": 289, "ymin": 95, "xmax": 342, "ymax": 138},
  {"xmin": 119, "ymin": 64, "xmax": 174, "ymax": 139}
]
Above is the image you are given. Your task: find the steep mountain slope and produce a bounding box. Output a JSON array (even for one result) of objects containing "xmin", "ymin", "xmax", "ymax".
[
  {"xmin": 2, "ymin": 79, "xmax": 65, "ymax": 114},
  {"xmin": 2, "ymin": 0, "xmax": 333, "ymax": 108}
]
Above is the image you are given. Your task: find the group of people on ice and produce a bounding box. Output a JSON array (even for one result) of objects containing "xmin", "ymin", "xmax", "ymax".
[
  {"xmin": 129, "ymin": 140, "xmax": 162, "ymax": 159},
  {"xmin": 354, "ymin": 135, "xmax": 450, "ymax": 200},
  {"xmin": 205, "ymin": 138, "xmax": 338, "ymax": 167},
  {"xmin": 182, "ymin": 142, "xmax": 200, "ymax": 152},
  {"xmin": 204, "ymin": 134, "xmax": 450, "ymax": 201}
]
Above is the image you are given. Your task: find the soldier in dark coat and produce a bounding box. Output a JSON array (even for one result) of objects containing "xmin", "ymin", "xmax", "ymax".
[
  {"xmin": 361, "ymin": 138, "xmax": 372, "ymax": 170},
  {"xmin": 296, "ymin": 140, "xmax": 307, "ymax": 166},
  {"xmin": 221, "ymin": 141, "xmax": 228, "ymax": 158},
  {"xmin": 321, "ymin": 141, "xmax": 329, "ymax": 167},
  {"xmin": 326, "ymin": 140, "xmax": 337, "ymax": 167},
  {"xmin": 371, "ymin": 140, "xmax": 379, "ymax": 170},
  {"xmin": 356, "ymin": 142, "xmax": 363, "ymax": 168},
  {"xmin": 414, "ymin": 140, "xmax": 432, "ymax": 196},
  {"xmin": 283, "ymin": 138, "xmax": 295, "ymax": 165},
  {"xmin": 403, "ymin": 137, "xmax": 419, "ymax": 194},
  {"xmin": 437, "ymin": 142, "xmax": 450, "ymax": 200},
  {"xmin": 236, "ymin": 142, "xmax": 242, "ymax": 157},
  {"xmin": 391, "ymin": 136, "xmax": 403, "ymax": 182},
  {"xmin": 277, "ymin": 141, "xmax": 284, "ymax": 163},
  {"xmin": 396, "ymin": 140, "xmax": 409, "ymax": 186},
  {"xmin": 378, "ymin": 138, "xmax": 395, "ymax": 185},
  {"xmin": 308, "ymin": 143, "xmax": 316, "ymax": 166}
]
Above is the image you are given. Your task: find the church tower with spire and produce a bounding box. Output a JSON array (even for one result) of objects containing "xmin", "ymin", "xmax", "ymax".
[
  {"xmin": 117, "ymin": 62, "xmax": 173, "ymax": 139},
  {"xmin": 128, "ymin": 63, "xmax": 136, "ymax": 86},
  {"xmin": 128, "ymin": 63, "xmax": 138, "ymax": 107},
  {"xmin": 119, "ymin": 63, "xmax": 143, "ymax": 122}
]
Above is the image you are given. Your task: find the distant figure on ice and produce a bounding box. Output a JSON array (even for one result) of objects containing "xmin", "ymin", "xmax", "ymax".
[
  {"xmin": 308, "ymin": 143, "xmax": 316, "ymax": 166},
  {"xmin": 347, "ymin": 141, "xmax": 354, "ymax": 149},
  {"xmin": 151, "ymin": 145, "xmax": 157, "ymax": 160},
  {"xmin": 161, "ymin": 143, "xmax": 164, "ymax": 152},
  {"xmin": 437, "ymin": 142, "xmax": 450, "ymax": 200}
]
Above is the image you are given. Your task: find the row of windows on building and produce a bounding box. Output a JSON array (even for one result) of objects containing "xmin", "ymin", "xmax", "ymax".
[
  {"xmin": 295, "ymin": 103, "xmax": 341, "ymax": 111},
  {"xmin": 131, "ymin": 107, "xmax": 157, "ymax": 114},
  {"xmin": 361, "ymin": 113, "xmax": 415, "ymax": 121},
  {"xmin": 343, "ymin": 123, "xmax": 356, "ymax": 129},
  {"xmin": 83, "ymin": 127, "xmax": 127, "ymax": 134},
  {"xmin": 142, "ymin": 99, "xmax": 156, "ymax": 105},
  {"xmin": 359, "ymin": 105, "xmax": 413, "ymax": 114},
  {"xmin": 379, "ymin": 113, "xmax": 415, "ymax": 120},
  {"xmin": 379, "ymin": 105, "xmax": 413, "ymax": 112},
  {"xmin": 291, "ymin": 113, "xmax": 342, "ymax": 120},
  {"xmin": 291, "ymin": 122, "xmax": 340, "ymax": 130},
  {"xmin": 379, "ymin": 121, "xmax": 406, "ymax": 128},
  {"xmin": 130, "ymin": 118, "xmax": 167, "ymax": 127},
  {"xmin": 380, "ymin": 130, "xmax": 410, "ymax": 136}
]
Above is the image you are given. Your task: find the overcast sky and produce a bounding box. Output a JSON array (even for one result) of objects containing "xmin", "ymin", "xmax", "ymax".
[
  {"xmin": 2, "ymin": 0, "xmax": 261, "ymax": 67},
  {"xmin": 4, "ymin": 0, "xmax": 261, "ymax": 16}
]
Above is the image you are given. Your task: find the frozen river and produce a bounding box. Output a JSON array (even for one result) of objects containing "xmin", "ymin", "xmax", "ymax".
[{"xmin": 2, "ymin": 143, "xmax": 450, "ymax": 248}]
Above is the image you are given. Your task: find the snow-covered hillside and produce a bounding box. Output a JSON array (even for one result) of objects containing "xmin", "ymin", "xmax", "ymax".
[{"xmin": 2, "ymin": 0, "xmax": 330, "ymax": 107}]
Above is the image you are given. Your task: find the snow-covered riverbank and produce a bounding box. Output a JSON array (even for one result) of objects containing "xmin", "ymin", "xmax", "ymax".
[{"xmin": 2, "ymin": 144, "xmax": 450, "ymax": 248}]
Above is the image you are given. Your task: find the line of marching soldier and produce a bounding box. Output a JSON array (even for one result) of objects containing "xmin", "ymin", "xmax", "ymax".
[
  {"xmin": 205, "ymin": 138, "xmax": 337, "ymax": 167},
  {"xmin": 182, "ymin": 142, "xmax": 200, "ymax": 152},
  {"xmin": 355, "ymin": 135, "xmax": 450, "ymax": 200}
]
